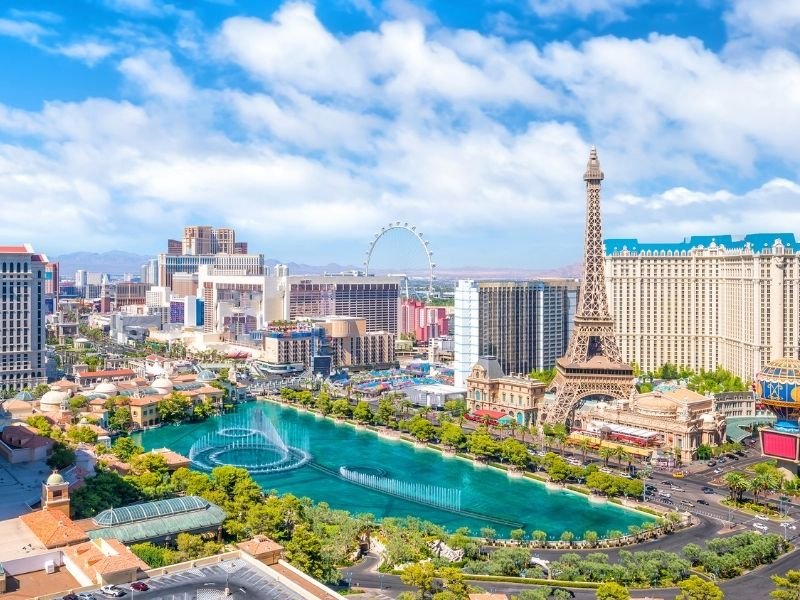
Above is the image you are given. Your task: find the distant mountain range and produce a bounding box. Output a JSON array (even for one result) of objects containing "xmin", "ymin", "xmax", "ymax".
[{"xmin": 53, "ymin": 251, "xmax": 581, "ymax": 281}]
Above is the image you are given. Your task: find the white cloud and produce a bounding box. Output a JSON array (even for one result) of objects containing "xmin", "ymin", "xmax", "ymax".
[
  {"xmin": 0, "ymin": 18, "xmax": 50, "ymax": 43},
  {"xmin": 724, "ymin": 0, "xmax": 800, "ymax": 52},
  {"xmin": 7, "ymin": 9, "xmax": 62, "ymax": 24},
  {"xmin": 118, "ymin": 49, "xmax": 193, "ymax": 101},
  {"xmin": 2, "ymin": 0, "xmax": 800, "ymax": 265},
  {"xmin": 607, "ymin": 179, "xmax": 800, "ymax": 240},
  {"xmin": 56, "ymin": 41, "xmax": 116, "ymax": 65},
  {"xmin": 103, "ymin": 0, "xmax": 165, "ymax": 16},
  {"xmin": 528, "ymin": 0, "xmax": 646, "ymax": 19}
]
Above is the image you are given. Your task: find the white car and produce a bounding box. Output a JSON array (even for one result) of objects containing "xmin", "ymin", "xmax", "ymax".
[
  {"xmin": 713, "ymin": 468, "xmax": 723, "ymax": 474},
  {"xmin": 99, "ymin": 586, "xmax": 125, "ymax": 598},
  {"xmin": 657, "ymin": 491, "xmax": 671, "ymax": 498},
  {"xmin": 753, "ymin": 523, "xmax": 769, "ymax": 532},
  {"xmin": 755, "ymin": 514, "xmax": 769, "ymax": 521}
]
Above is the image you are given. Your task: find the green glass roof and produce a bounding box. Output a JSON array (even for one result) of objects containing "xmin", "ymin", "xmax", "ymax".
[
  {"xmin": 88, "ymin": 503, "xmax": 226, "ymax": 544},
  {"xmin": 93, "ymin": 496, "xmax": 209, "ymax": 526}
]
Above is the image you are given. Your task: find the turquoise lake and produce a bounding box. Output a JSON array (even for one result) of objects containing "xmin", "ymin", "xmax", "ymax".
[{"xmin": 133, "ymin": 401, "xmax": 651, "ymax": 537}]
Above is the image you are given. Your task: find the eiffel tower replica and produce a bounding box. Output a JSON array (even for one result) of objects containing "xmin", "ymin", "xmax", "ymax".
[{"xmin": 541, "ymin": 147, "xmax": 635, "ymax": 424}]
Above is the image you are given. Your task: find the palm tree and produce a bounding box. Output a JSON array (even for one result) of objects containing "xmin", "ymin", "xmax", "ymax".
[
  {"xmin": 578, "ymin": 438, "xmax": 592, "ymax": 464},
  {"xmin": 723, "ymin": 471, "xmax": 749, "ymax": 504},
  {"xmin": 751, "ymin": 471, "xmax": 780, "ymax": 506},
  {"xmin": 615, "ymin": 447, "xmax": 629, "ymax": 469},
  {"xmin": 600, "ymin": 447, "xmax": 615, "ymax": 467}
]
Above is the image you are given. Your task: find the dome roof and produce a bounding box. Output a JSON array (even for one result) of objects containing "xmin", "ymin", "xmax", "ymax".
[
  {"xmin": 636, "ymin": 393, "xmax": 677, "ymax": 416},
  {"xmin": 197, "ymin": 369, "xmax": 216, "ymax": 382},
  {"xmin": 46, "ymin": 471, "xmax": 65, "ymax": 485},
  {"xmin": 759, "ymin": 357, "xmax": 800, "ymax": 379},
  {"xmin": 151, "ymin": 377, "xmax": 174, "ymax": 390},
  {"xmin": 40, "ymin": 390, "xmax": 68, "ymax": 405},
  {"xmin": 94, "ymin": 380, "xmax": 118, "ymax": 395}
]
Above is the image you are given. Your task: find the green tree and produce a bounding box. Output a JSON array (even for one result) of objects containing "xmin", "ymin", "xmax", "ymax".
[
  {"xmin": 443, "ymin": 399, "xmax": 467, "ymax": 417},
  {"xmin": 516, "ymin": 591, "xmax": 549, "ymax": 600},
  {"xmin": 584, "ymin": 530, "xmax": 599, "ymax": 547},
  {"xmin": 469, "ymin": 428, "xmax": 500, "ymax": 461},
  {"xmin": 722, "ymin": 471, "xmax": 748, "ymax": 503},
  {"xmin": 440, "ymin": 422, "xmax": 466, "ymax": 450},
  {"xmin": 560, "ymin": 531, "xmax": 575, "ymax": 545},
  {"xmin": 47, "ymin": 442, "xmax": 75, "ymax": 470},
  {"xmin": 108, "ymin": 406, "xmax": 132, "ymax": 432},
  {"xmin": 352, "ymin": 401, "xmax": 374, "ymax": 424},
  {"xmin": 285, "ymin": 523, "xmax": 330, "ymax": 581},
  {"xmin": 68, "ymin": 395, "xmax": 89, "ymax": 414},
  {"xmin": 408, "ymin": 416, "xmax": 438, "ymax": 443},
  {"xmin": 315, "ymin": 392, "xmax": 332, "ymax": 415},
  {"xmin": 529, "ymin": 368, "xmax": 556, "ymax": 385},
  {"xmin": 112, "ymin": 436, "xmax": 144, "ymax": 462},
  {"xmin": 32, "ymin": 383, "xmax": 51, "ymax": 399},
  {"xmin": 697, "ymin": 444, "xmax": 714, "ymax": 460},
  {"xmin": 599, "ymin": 447, "xmax": 615, "ymax": 467},
  {"xmin": 437, "ymin": 567, "xmax": 470, "ymax": 600},
  {"xmin": 771, "ymin": 569, "xmax": 800, "ymax": 600},
  {"xmin": 158, "ymin": 392, "xmax": 192, "ymax": 423},
  {"xmin": 500, "ymin": 438, "xmax": 529, "ymax": 469},
  {"xmin": 376, "ymin": 397, "xmax": 397, "ymax": 425},
  {"xmin": 400, "ymin": 561, "xmax": 437, "ymax": 599},
  {"xmin": 66, "ymin": 425, "xmax": 98, "ymax": 444},
  {"xmin": 676, "ymin": 575, "xmax": 724, "ymax": 600},
  {"xmin": 596, "ymin": 582, "xmax": 630, "ymax": 600},
  {"xmin": 510, "ymin": 528, "xmax": 525, "ymax": 541},
  {"xmin": 331, "ymin": 399, "xmax": 352, "ymax": 418}
]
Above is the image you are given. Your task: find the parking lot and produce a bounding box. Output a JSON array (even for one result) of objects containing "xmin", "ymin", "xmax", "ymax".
[{"xmin": 71, "ymin": 561, "xmax": 308, "ymax": 600}]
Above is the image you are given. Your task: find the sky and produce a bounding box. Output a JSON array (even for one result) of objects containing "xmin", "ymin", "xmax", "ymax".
[{"xmin": 1, "ymin": 0, "xmax": 800, "ymax": 270}]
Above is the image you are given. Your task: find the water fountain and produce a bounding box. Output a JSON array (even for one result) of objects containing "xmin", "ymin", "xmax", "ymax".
[
  {"xmin": 339, "ymin": 465, "xmax": 462, "ymax": 512},
  {"xmin": 188, "ymin": 408, "xmax": 311, "ymax": 474}
]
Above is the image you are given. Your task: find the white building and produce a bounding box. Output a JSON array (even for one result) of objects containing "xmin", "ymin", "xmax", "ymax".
[
  {"xmin": 0, "ymin": 245, "xmax": 48, "ymax": 392},
  {"xmin": 605, "ymin": 233, "xmax": 800, "ymax": 381},
  {"xmin": 453, "ymin": 280, "xmax": 479, "ymax": 387}
]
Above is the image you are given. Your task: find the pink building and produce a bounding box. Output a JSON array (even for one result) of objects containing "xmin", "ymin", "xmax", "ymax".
[{"xmin": 399, "ymin": 299, "xmax": 448, "ymax": 344}]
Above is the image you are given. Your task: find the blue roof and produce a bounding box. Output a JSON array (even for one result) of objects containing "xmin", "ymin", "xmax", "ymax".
[{"xmin": 605, "ymin": 233, "xmax": 797, "ymax": 256}]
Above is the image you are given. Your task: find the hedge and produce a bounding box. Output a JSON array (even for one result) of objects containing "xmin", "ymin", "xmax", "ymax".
[{"xmin": 460, "ymin": 574, "xmax": 601, "ymax": 589}]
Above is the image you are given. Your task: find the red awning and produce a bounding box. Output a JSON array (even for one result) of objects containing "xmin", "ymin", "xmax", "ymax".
[{"xmin": 473, "ymin": 409, "xmax": 506, "ymax": 420}]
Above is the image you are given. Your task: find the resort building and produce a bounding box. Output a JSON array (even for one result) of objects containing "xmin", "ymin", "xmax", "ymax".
[
  {"xmin": 128, "ymin": 395, "xmax": 162, "ymax": 428},
  {"xmin": 320, "ymin": 316, "xmax": 396, "ymax": 370},
  {"xmin": 453, "ymin": 279, "xmax": 578, "ymax": 387},
  {"xmin": 574, "ymin": 387, "xmax": 726, "ymax": 463},
  {"xmin": 282, "ymin": 274, "xmax": 401, "ymax": 334},
  {"xmin": 399, "ymin": 299, "xmax": 449, "ymax": 344},
  {"xmin": 605, "ymin": 233, "xmax": 800, "ymax": 381},
  {"xmin": 465, "ymin": 356, "xmax": 546, "ymax": 426},
  {"xmin": 158, "ymin": 226, "xmax": 264, "ymax": 289},
  {"xmin": 0, "ymin": 244, "xmax": 48, "ymax": 393}
]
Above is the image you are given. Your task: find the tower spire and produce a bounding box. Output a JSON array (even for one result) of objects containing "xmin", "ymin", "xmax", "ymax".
[{"xmin": 540, "ymin": 146, "xmax": 634, "ymax": 425}]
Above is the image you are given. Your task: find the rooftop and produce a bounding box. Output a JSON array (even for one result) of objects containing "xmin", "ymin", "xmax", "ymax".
[
  {"xmin": 62, "ymin": 538, "xmax": 148, "ymax": 576},
  {"xmin": 605, "ymin": 233, "xmax": 797, "ymax": 256},
  {"xmin": 76, "ymin": 369, "xmax": 136, "ymax": 379},
  {"xmin": 19, "ymin": 510, "xmax": 89, "ymax": 548},
  {"xmin": 93, "ymin": 495, "xmax": 210, "ymax": 527}
]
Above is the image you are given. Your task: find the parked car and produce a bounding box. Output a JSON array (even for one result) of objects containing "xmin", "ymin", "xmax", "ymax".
[
  {"xmin": 753, "ymin": 523, "xmax": 769, "ymax": 532},
  {"xmin": 62, "ymin": 595, "xmax": 79, "ymax": 600},
  {"xmin": 697, "ymin": 499, "xmax": 709, "ymax": 505},
  {"xmin": 130, "ymin": 582, "xmax": 149, "ymax": 592},
  {"xmin": 99, "ymin": 586, "xmax": 125, "ymax": 598}
]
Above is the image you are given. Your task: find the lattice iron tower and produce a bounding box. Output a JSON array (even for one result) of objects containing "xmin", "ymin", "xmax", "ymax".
[{"xmin": 540, "ymin": 147, "xmax": 635, "ymax": 424}]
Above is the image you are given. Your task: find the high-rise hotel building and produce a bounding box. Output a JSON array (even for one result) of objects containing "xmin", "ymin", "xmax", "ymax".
[
  {"xmin": 454, "ymin": 279, "xmax": 578, "ymax": 387},
  {"xmin": 0, "ymin": 245, "xmax": 48, "ymax": 392},
  {"xmin": 157, "ymin": 226, "xmax": 264, "ymax": 289},
  {"xmin": 605, "ymin": 233, "xmax": 800, "ymax": 381}
]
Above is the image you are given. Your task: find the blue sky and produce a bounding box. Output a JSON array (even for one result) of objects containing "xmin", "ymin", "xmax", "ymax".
[{"xmin": 1, "ymin": 0, "xmax": 799, "ymax": 270}]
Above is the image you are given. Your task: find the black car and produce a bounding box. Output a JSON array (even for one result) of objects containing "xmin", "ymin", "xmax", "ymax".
[
  {"xmin": 62, "ymin": 595, "xmax": 78, "ymax": 600},
  {"xmin": 697, "ymin": 499, "xmax": 709, "ymax": 505},
  {"xmin": 727, "ymin": 454, "xmax": 739, "ymax": 460},
  {"xmin": 702, "ymin": 486, "xmax": 715, "ymax": 494}
]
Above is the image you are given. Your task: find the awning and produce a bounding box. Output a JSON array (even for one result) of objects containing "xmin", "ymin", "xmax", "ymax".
[{"xmin": 473, "ymin": 409, "xmax": 506, "ymax": 420}]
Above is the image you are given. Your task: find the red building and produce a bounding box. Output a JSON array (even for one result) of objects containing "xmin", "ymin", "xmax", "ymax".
[{"xmin": 399, "ymin": 299, "xmax": 449, "ymax": 344}]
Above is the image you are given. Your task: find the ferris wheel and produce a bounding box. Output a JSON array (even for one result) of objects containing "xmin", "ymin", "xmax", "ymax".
[{"xmin": 363, "ymin": 222, "xmax": 435, "ymax": 299}]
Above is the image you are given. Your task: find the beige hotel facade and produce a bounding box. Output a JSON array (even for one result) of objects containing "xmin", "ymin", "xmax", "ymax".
[{"xmin": 604, "ymin": 233, "xmax": 800, "ymax": 382}]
